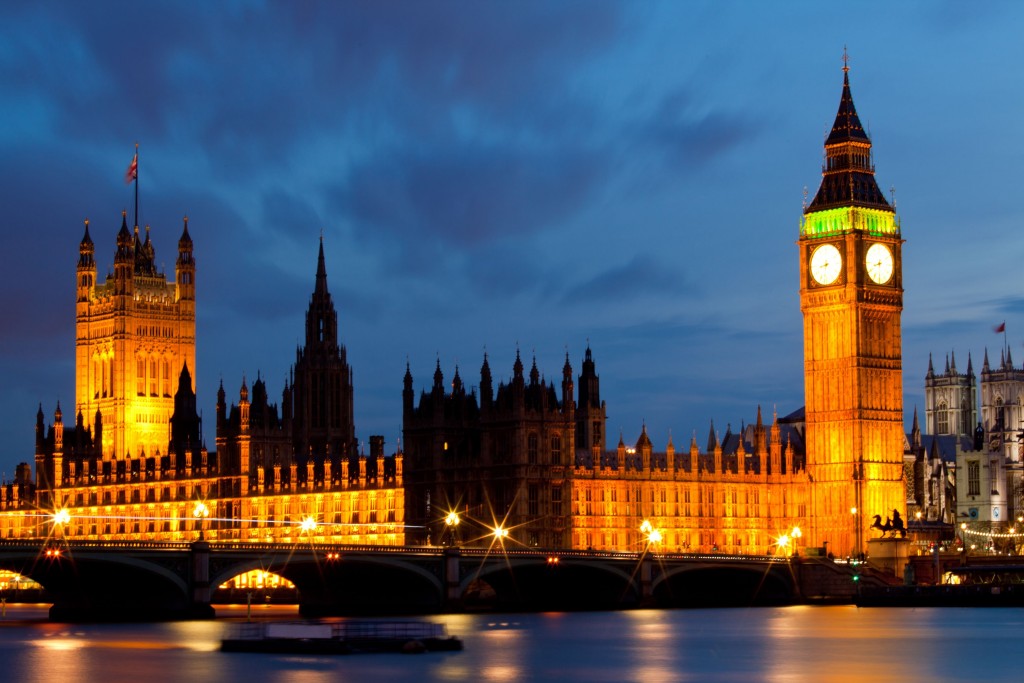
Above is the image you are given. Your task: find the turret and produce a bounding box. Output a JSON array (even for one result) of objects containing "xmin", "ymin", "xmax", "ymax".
[
  {"xmin": 77, "ymin": 220, "xmax": 96, "ymax": 302},
  {"xmin": 176, "ymin": 216, "xmax": 195, "ymax": 302},
  {"xmin": 769, "ymin": 410, "xmax": 782, "ymax": 476},
  {"xmin": 403, "ymin": 362, "xmax": 414, "ymax": 415},
  {"xmin": 113, "ymin": 211, "xmax": 134, "ymax": 295},
  {"xmin": 479, "ymin": 353, "xmax": 493, "ymax": 412},
  {"xmin": 239, "ymin": 377, "xmax": 250, "ymax": 431},
  {"xmin": 636, "ymin": 424, "xmax": 651, "ymax": 472},
  {"xmin": 576, "ymin": 345, "xmax": 605, "ymax": 454},
  {"xmin": 561, "ymin": 353, "xmax": 574, "ymax": 415},
  {"xmin": 216, "ymin": 380, "xmax": 227, "ymax": 430}
]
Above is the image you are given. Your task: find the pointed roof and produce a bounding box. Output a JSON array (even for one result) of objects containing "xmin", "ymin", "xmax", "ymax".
[
  {"xmin": 825, "ymin": 66, "xmax": 870, "ymax": 146},
  {"xmin": 179, "ymin": 216, "xmax": 193, "ymax": 246},
  {"xmin": 636, "ymin": 423, "xmax": 651, "ymax": 449},
  {"xmin": 315, "ymin": 235, "xmax": 328, "ymax": 296},
  {"xmin": 480, "ymin": 352, "xmax": 492, "ymax": 382},
  {"xmin": 806, "ymin": 62, "xmax": 892, "ymax": 213},
  {"xmin": 80, "ymin": 219, "xmax": 93, "ymax": 247}
]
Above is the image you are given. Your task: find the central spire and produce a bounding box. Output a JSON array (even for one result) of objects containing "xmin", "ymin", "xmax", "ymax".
[
  {"xmin": 315, "ymin": 234, "xmax": 328, "ymax": 296},
  {"xmin": 304, "ymin": 237, "xmax": 338, "ymax": 350}
]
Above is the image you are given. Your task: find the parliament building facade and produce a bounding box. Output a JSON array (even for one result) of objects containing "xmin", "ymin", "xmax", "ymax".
[{"xmin": 1, "ymin": 66, "xmax": 927, "ymax": 558}]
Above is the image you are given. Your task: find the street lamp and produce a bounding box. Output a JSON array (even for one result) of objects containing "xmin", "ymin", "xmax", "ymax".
[
  {"xmin": 850, "ymin": 507, "xmax": 858, "ymax": 559},
  {"xmin": 444, "ymin": 511, "xmax": 461, "ymax": 547},
  {"xmin": 192, "ymin": 501, "xmax": 210, "ymax": 540},
  {"xmin": 791, "ymin": 526, "xmax": 802, "ymax": 555},
  {"xmin": 960, "ymin": 522, "xmax": 968, "ymax": 555},
  {"xmin": 777, "ymin": 534, "xmax": 791, "ymax": 556},
  {"xmin": 640, "ymin": 520, "xmax": 661, "ymax": 550}
]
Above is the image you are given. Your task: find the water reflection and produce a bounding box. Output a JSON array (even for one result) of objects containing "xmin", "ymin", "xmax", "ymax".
[{"xmin": 1, "ymin": 605, "xmax": 1023, "ymax": 682}]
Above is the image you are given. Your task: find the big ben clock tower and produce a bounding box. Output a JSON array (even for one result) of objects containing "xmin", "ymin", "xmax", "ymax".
[{"xmin": 800, "ymin": 59, "xmax": 906, "ymax": 558}]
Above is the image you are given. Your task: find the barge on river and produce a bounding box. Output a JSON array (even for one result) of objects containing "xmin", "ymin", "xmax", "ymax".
[{"xmin": 221, "ymin": 621, "xmax": 463, "ymax": 655}]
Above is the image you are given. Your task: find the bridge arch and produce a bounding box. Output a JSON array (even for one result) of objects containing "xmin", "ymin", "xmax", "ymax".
[
  {"xmin": 459, "ymin": 555, "xmax": 643, "ymax": 610},
  {"xmin": 209, "ymin": 552, "xmax": 445, "ymax": 615},
  {"xmin": 0, "ymin": 548, "xmax": 194, "ymax": 620},
  {"xmin": 651, "ymin": 560, "xmax": 797, "ymax": 607}
]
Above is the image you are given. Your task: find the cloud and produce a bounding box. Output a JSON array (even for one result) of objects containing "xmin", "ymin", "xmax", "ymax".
[{"xmin": 560, "ymin": 254, "xmax": 688, "ymax": 306}]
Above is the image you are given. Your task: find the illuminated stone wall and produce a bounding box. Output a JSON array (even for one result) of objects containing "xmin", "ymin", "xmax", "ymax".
[
  {"xmin": 571, "ymin": 416, "xmax": 810, "ymax": 556},
  {"xmin": 74, "ymin": 215, "xmax": 196, "ymax": 461}
]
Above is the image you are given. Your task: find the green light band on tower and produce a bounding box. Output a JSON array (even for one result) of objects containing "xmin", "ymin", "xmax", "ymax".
[{"xmin": 801, "ymin": 206, "xmax": 899, "ymax": 238}]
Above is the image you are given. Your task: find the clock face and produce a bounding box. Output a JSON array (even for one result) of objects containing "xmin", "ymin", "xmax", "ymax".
[
  {"xmin": 865, "ymin": 243, "xmax": 894, "ymax": 284},
  {"xmin": 810, "ymin": 244, "xmax": 842, "ymax": 285}
]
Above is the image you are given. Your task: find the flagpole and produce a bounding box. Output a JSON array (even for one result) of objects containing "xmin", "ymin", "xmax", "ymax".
[{"xmin": 134, "ymin": 142, "xmax": 139, "ymax": 230}]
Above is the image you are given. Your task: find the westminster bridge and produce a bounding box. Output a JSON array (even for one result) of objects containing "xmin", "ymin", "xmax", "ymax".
[{"xmin": 0, "ymin": 540, "xmax": 869, "ymax": 620}]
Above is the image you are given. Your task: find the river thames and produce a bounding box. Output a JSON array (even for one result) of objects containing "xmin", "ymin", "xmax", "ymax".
[{"xmin": 0, "ymin": 604, "xmax": 1021, "ymax": 682}]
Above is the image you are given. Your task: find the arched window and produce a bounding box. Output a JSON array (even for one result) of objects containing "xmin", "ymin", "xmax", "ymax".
[
  {"xmin": 527, "ymin": 433, "xmax": 538, "ymax": 465},
  {"xmin": 136, "ymin": 358, "xmax": 145, "ymax": 396},
  {"xmin": 550, "ymin": 435, "xmax": 562, "ymax": 465},
  {"xmin": 936, "ymin": 402, "xmax": 949, "ymax": 434}
]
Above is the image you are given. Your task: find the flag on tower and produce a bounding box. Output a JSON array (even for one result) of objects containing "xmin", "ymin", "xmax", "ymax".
[
  {"xmin": 125, "ymin": 153, "xmax": 138, "ymax": 184},
  {"xmin": 994, "ymin": 322, "xmax": 1006, "ymax": 334}
]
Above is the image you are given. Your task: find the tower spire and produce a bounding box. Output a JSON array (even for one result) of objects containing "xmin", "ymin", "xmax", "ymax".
[
  {"xmin": 315, "ymin": 234, "xmax": 328, "ymax": 296},
  {"xmin": 805, "ymin": 55, "xmax": 891, "ymax": 214}
]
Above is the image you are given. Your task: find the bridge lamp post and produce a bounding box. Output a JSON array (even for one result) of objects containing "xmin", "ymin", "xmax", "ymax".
[
  {"xmin": 492, "ymin": 525, "xmax": 509, "ymax": 546},
  {"xmin": 850, "ymin": 507, "xmax": 859, "ymax": 560},
  {"xmin": 960, "ymin": 522, "xmax": 968, "ymax": 555},
  {"xmin": 790, "ymin": 526, "xmax": 802, "ymax": 556},
  {"xmin": 193, "ymin": 502, "xmax": 210, "ymax": 540},
  {"xmin": 777, "ymin": 534, "xmax": 791, "ymax": 557},
  {"xmin": 640, "ymin": 520, "xmax": 661, "ymax": 552},
  {"xmin": 52, "ymin": 508, "xmax": 71, "ymax": 539},
  {"xmin": 444, "ymin": 511, "xmax": 461, "ymax": 547}
]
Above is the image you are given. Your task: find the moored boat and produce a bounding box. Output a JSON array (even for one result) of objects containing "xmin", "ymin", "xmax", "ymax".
[{"xmin": 220, "ymin": 620, "xmax": 463, "ymax": 654}]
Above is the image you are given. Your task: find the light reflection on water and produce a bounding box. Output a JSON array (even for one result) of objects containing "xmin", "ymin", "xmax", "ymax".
[{"xmin": 1, "ymin": 605, "xmax": 1022, "ymax": 682}]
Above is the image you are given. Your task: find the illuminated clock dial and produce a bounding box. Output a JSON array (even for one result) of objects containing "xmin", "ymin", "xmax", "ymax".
[
  {"xmin": 865, "ymin": 243, "xmax": 894, "ymax": 284},
  {"xmin": 810, "ymin": 244, "xmax": 842, "ymax": 285}
]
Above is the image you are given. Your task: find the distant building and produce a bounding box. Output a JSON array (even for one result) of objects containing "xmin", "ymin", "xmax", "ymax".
[{"xmin": 925, "ymin": 347, "xmax": 1024, "ymax": 538}]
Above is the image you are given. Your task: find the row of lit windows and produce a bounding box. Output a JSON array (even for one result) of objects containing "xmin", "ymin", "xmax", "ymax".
[{"xmin": 136, "ymin": 357, "xmax": 173, "ymax": 397}]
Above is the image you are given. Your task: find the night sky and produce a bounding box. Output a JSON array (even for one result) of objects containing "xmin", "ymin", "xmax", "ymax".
[{"xmin": 3, "ymin": 2, "xmax": 1023, "ymax": 476}]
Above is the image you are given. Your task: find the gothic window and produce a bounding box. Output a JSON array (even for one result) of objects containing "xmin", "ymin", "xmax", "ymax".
[
  {"xmin": 968, "ymin": 460, "xmax": 980, "ymax": 496},
  {"xmin": 936, "ymin": 402, "xmax": 948, "ymax": 434},
  {"xmin": 149, "ymin": 359, "xmax": 158, "ymax": 396},
  {"xmin": 550, "ymin": 435, "xmax": 561, "ymax": 465},
  {"xmin": 592, "ymin": 421, "xmax": 602, "ymax": 447},
  {"xmin": 528, "ymin": 433, "xmax": 538, "ymax": 465},
  {"xmin": 162, "ymin": 360, "xmax": 170, "ymax": 397},
  {"xmin": 528, "ymin": 484, "xmax": 539, "ymax": 517},
  {"xmin": 136, "ymin": 358, "xmax": 145, "ymax": 396},
  {"xmin": 961, "ymin": 400, "xmax": 971, "ymax": 436}
]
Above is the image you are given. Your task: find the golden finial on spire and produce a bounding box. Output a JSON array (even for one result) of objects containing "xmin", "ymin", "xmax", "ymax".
[{"xmin": 842, "ymin": 46, "xmax": 850, "ymax": 74}]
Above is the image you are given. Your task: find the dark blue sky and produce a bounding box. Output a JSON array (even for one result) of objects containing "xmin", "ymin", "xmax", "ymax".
[{"xmin": 2, "ymin": 2, "xmax": 1023, "ymax": 475}]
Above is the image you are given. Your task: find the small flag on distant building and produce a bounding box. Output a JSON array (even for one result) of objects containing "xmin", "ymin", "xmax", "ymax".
[
  {"xmin": 125, "ymin": 153, "xmax": 138, "ymax": 184},
  {"xmin": 994, "ymin": 322, "xmax": 1006, "ymax": 334}
]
